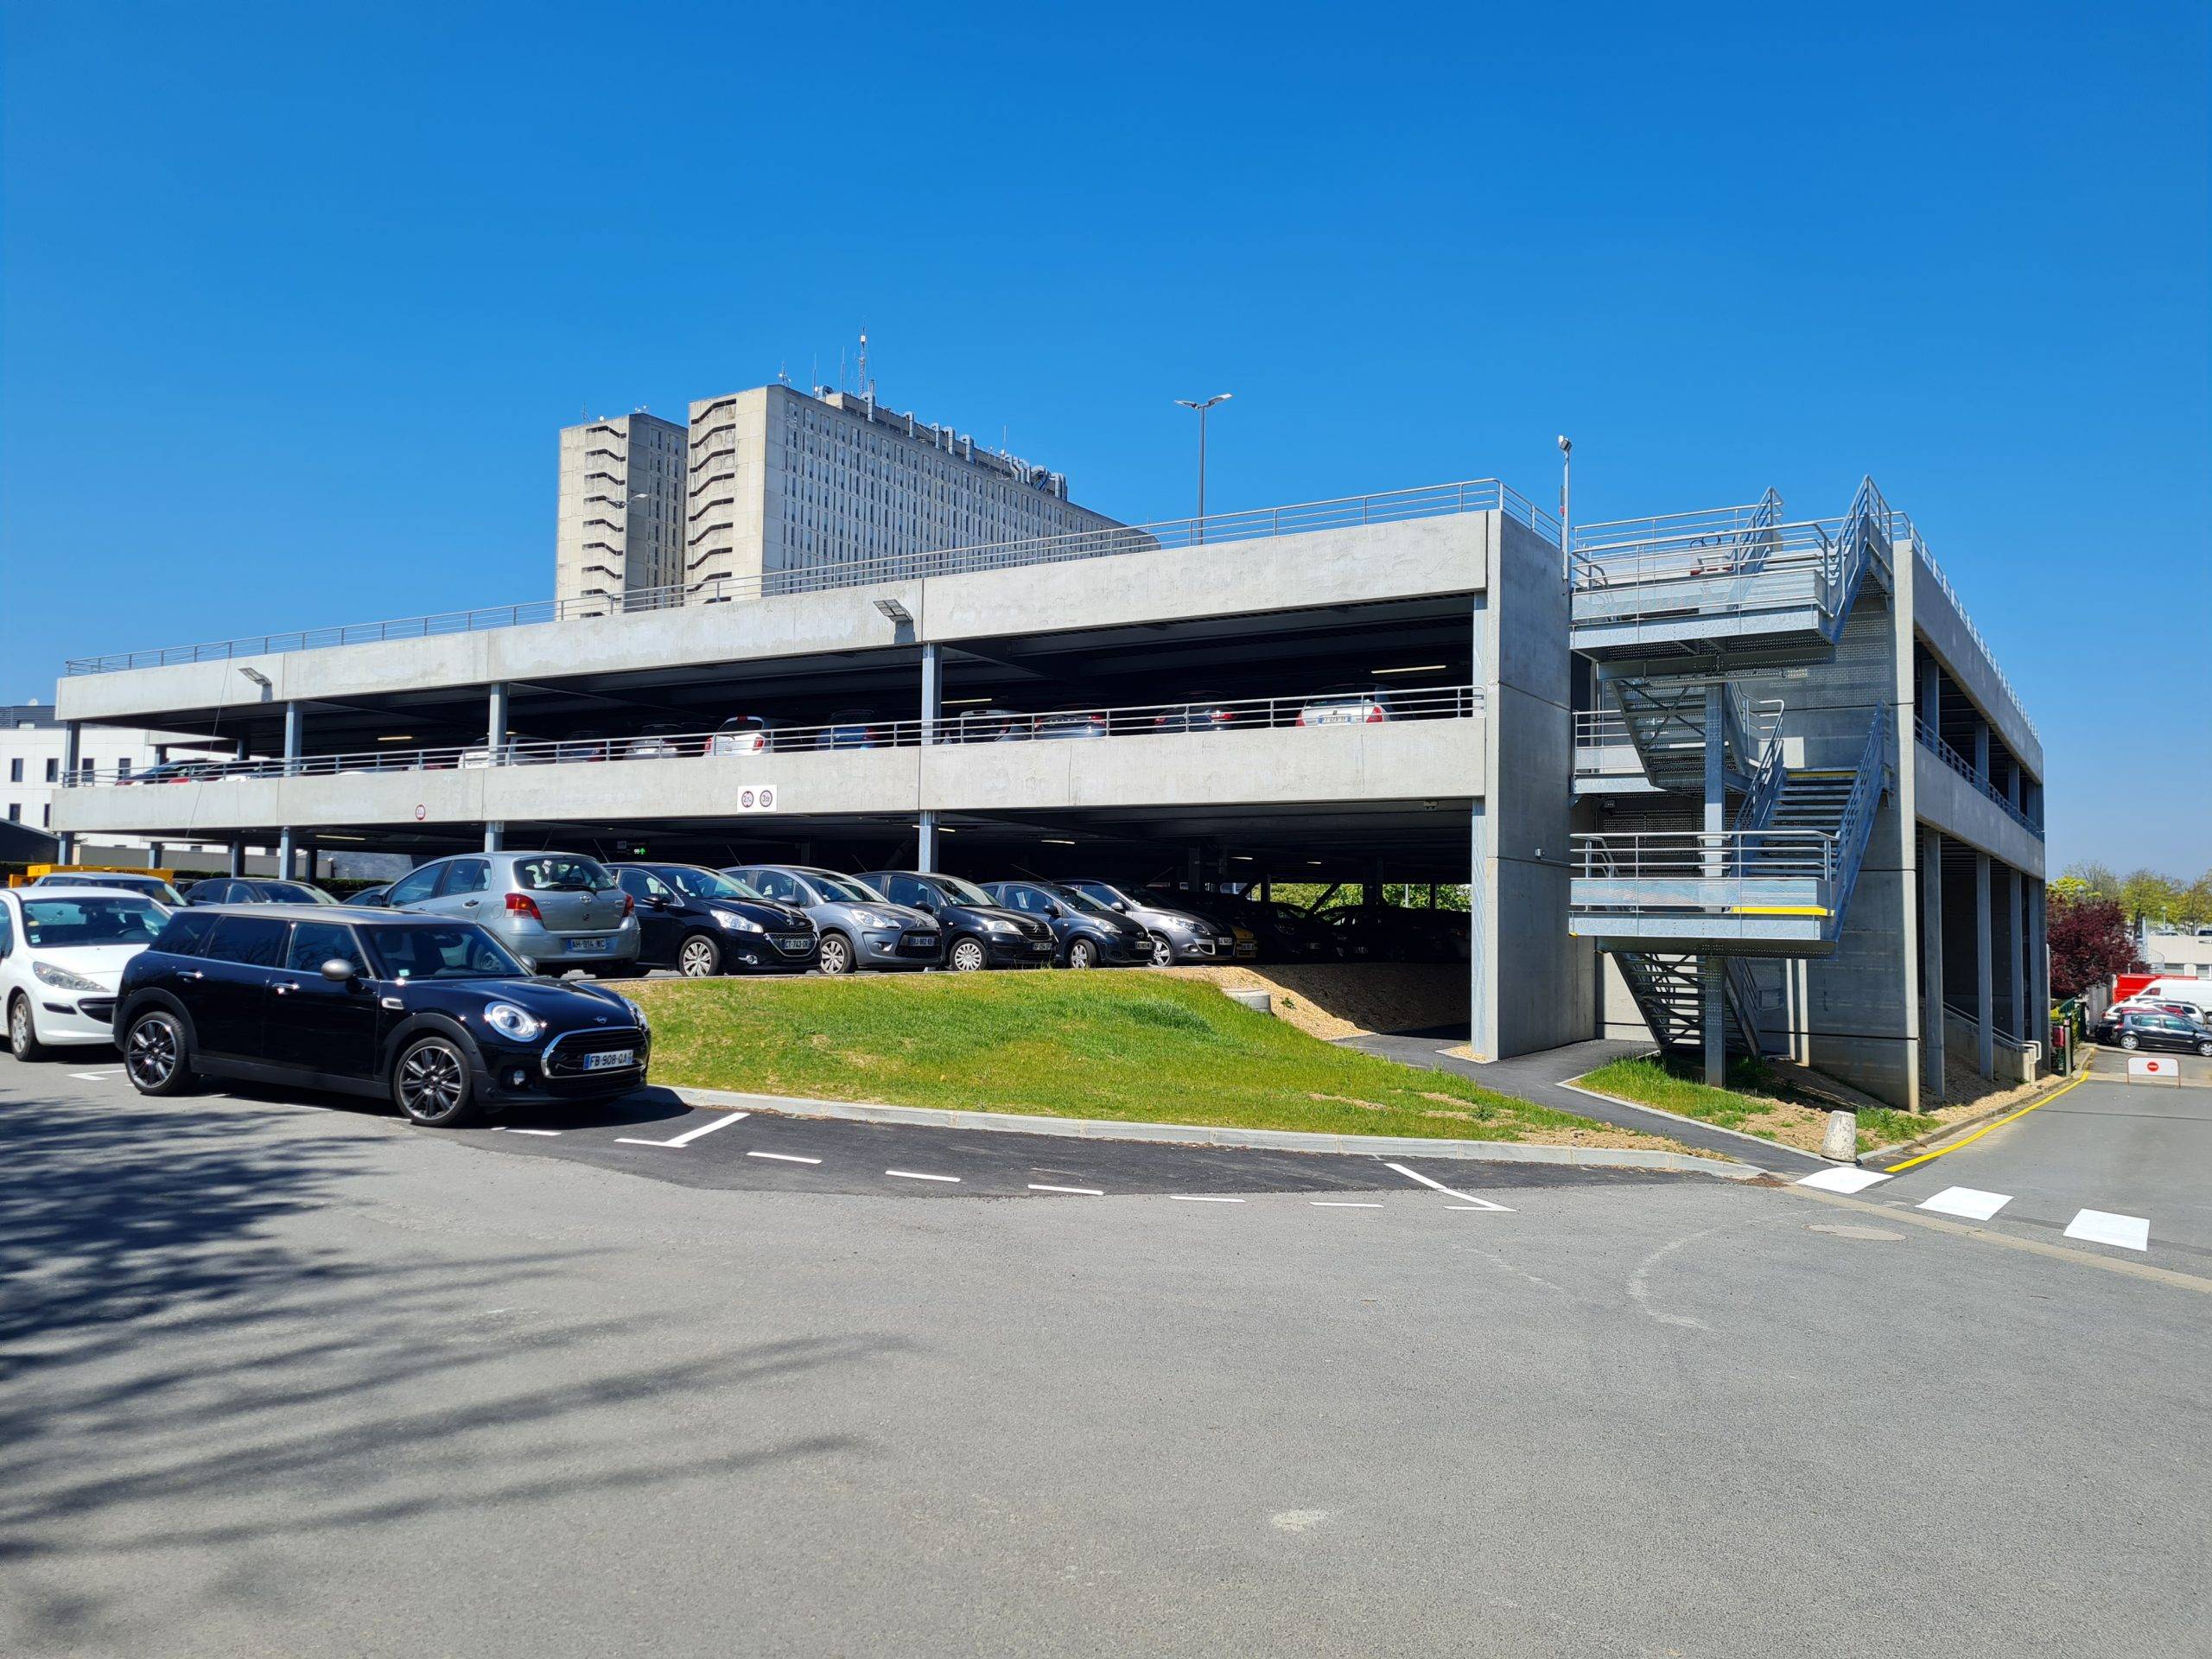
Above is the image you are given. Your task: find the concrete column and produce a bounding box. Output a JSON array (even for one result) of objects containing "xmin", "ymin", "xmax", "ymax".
[
  {"xmin": 1467, "ymin": 803, "xmax": 1495, "ymax": 1059},
  {"xmin": 1973, "ymin": 717, "xmax": 1990, "ymax": 787},
  {"xmin": 149, "ymin": 841, "xmax": 165, "ymax": 868},
  {"xmin": 918, "ymin": 645, "xmax": 941, "ymax": 747},
  {"xmin": 2008, "ymin": 866, "xmax": 2027, "ymax": 1043},
  {"xmin": 1918, "ymin": 658, "xmax": 1940, "ymax": 741},
  {"xmin": 1701, "ymin": 956, "xmax": 1726, "ymax": 1087},
  {"xmin": 278, "ymin": 828, "xmax": 296, "ymax": 878},
  {"xmin": 484, "ymin": 822, "xmax": 505, "ymax": 853},
  {"xmin": 1975, "ymin": 851, "xmax": 1994, "ymax": 1078},
  {"xmin": 1367, "ymin": 855, "xmax": 1386, "ymax": 909},
  {"xmin": 301, "ymin": 839, "xmax": 319, "ymax": 882},
  {"xmin": 1187, "ymin": 847, "xmax": 1205, "ymax": 896},
  {"xmin": 2029, "ymin": 877, "xmax": 2050, "ymax": 1068},
  {"xmin": 55, "ymin": 720, "xmax": 81, "ymax": 861},
  {"xmin": 486, "ymin": 681, "xmax": 509, "ymax": 759},
  {"xmin": 227, "ymin": 840, "xmax": 245, "ymax": 877},
  {"xmin": 916, "ymin": 810, "xmax": 938, "ymax": 873},
  {"xmin": 1920, "ymin": 828, "xmax": 1946, "ymax": 1099},
  {"xmin": 283, "ymin": 702, "xmax": 303, "ymax": 777}
]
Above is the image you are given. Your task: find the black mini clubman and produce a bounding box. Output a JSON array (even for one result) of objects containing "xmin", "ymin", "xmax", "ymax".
[{"xmin": 113, "ymin": 906, "xmax": 652, "ymax": 1127}]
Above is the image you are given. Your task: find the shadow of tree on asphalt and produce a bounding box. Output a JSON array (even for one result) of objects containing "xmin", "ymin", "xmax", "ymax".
[{"xmin": 0, "ymin": 1077, "xmax": 905, "ymax": 1653}]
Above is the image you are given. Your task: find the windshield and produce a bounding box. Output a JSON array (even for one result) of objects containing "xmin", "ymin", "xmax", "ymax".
[
  {"xmin": 515, "ymin": 855, "xmax": 615, "ymax": 893},
  {"xmin": 1071, "ymin": 880, "xmax": 1135, "ymax": 911},
  {"xmin": 659, "ymin": 866, "xmax": 765, "ymax": 902},
  {"xmin": 21, "ymin": 896, "xmax": 167, "ymax": 948},
  {"xmin": 260, "ymin": 881, "xmax": 337, "ymax": 905},
  {"xmin": 364, "ymin": 922, "xmax": 528, "ymax": 982},
  {"xmin": 1052, "ymin": 885, "xmax": 1121, "ymax": 919},
  {"xmin": 931, "ymin": 874, "xmax": 998, "ymax": 908},
  {"xmin": 808, "ymin": 872, "xmax": 882, "ymax": 904}
]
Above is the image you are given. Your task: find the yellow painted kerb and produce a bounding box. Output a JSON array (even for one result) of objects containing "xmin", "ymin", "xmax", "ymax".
[{"xmin": 1884, "ymin": 1069, "xmax": 2093, "ymax": 1173}]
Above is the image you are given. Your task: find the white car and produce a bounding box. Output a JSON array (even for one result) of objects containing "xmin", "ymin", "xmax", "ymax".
[{"xmin": 1, "ymin": 885, "xmax": 170, "ymax": 1059}]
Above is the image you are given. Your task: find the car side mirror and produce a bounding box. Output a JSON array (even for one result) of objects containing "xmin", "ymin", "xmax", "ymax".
[
  {"xmin": 321, "ymin": 958, "xmax": 359, "ymax": 982},
  {"xmin": 647, "ymin": 894, "xmax": 671, "ymax": 909},
  {"xmin": 916, "ymin": 899, "xmax": 937, "ymax": 914}
]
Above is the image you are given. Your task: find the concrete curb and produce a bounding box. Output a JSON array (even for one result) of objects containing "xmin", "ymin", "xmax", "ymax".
[
  {"xmin": 1555, "ymin": 1076, "xmax": 1827, "ymax": 1166},
  {"xmin": 1859, "ymin": 1064, "xmax": 2088, "ymax": 1164},
  {"xmin": 668, "ymin": 1086, "xmax": 1761, "ymax": 1179}
]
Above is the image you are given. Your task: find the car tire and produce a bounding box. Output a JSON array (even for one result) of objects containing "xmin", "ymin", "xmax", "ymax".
[
  {"xmin": 817, "ymin": 932, "xmax": 854, "ymax": 976},
  {"xmin": 1148, "ymin": 933, "xmax": 1174, "ymax": 968},
  {"xmin": 677, "ymin": 934, "xmax": 722, "ymax": 977},
  {"xmin": 8, "ymin": 993, "xmax": 49, "ymax": 1062},
  {"xmin": 2120, "ymin": 1033, "xmax": 2139, "ymax": 1051},
  {"xmin": 1066, "ymin": 938, "xmax": 1098, "ymax": 970},
  {"xmin": 392, "ymin": 1035, "xmax": 480, "ymax": 1127},
  {"xmin": 124, "ymin": 1009, "xmax": 194, "ymax": 1096},
  {"xmin": 948, "ymin": 937, "xmax": 988, "ymax": 973},
  {"xmin": 2198, "ymin": 1040, "xmax": 2212, "ymax": 1058}
]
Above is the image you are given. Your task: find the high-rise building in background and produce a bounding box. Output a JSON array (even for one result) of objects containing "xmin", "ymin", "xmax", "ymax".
[
  {"xmin": 554, "ymin": 412, "xmax": 688, "ymax": 608},
  {"xmin": 682, "ymin": 384, "xmax": 1121, "ymax": 596}
]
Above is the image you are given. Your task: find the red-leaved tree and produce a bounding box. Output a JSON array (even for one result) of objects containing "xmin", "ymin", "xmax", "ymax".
[{"xmin": 2047, "ymin": 893, "xmax": 2136, "ymax": 999}]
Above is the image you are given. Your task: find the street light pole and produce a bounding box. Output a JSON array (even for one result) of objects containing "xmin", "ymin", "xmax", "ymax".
[
  {"xmin": 1557, "ymin": 434, "xmax": 1573, "ymax": 580},
  {"xmin": 1174, "ymin": 393, "xmax": 1232, "ymax": 543}
]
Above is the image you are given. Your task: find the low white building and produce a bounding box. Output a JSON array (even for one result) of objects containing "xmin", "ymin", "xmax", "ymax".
[
  {"xmin": 2142, "ymin": 928, "xmax": 2212, "ymax": 978},
  {"xmin": 1, "ymin": 702, "xmax": 252, "ymax": 870}
]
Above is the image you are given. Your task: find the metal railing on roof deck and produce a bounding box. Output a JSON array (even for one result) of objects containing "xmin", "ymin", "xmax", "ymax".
[
  {"xmin": 1570, "ymin": 489, "xmax": 1783, "ymax": 556},
  {"xmin": 1915, "ymin": 715, "xmax": 2044, "ymax": 839},
  {"xmin": 57, "ymin": 684, "xmax": 1482, "ymax": 786},
  {"xmin": 63, "ymin": 480, "xmax": 1553, "ymax": 676},
  {"xmin": 1891, "ymin": 514, "xmax": 2040, "ymax": 742},
  {"xmin": 1570, "ymin": 830, "xmax": 1838, "ymax": 883}
]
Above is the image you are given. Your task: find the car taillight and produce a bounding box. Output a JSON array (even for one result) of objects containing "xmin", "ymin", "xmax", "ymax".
[
  {"xmin": 505, "ymin": 893, "xmax": 543, "ymax": 922},
  {"xmin": 622, "ymin": 893, "xmax": 635, "ymax": 917},
  {"xmin": 1364, "ymin": 705, "xmax": 1386, "ymax": 723}
]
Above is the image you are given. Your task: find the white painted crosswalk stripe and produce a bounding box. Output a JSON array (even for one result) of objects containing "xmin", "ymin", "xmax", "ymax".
[
  {"xmin": 1796, "ymin": 1166, "xmax": 1892, "ymax": 1194},
  {"xmin": 1917, "ymin": 1186, "xmax": 2012, "ymax": 1221},
  {"xmin": 2063, "ymin": 1209, "xmax": 2150, "ymax": 1251}
]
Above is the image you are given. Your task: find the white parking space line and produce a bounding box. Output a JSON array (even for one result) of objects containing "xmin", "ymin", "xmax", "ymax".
[
  {"xmin": 1169, "ymin": 1195, "xmax": 1244, "ymax": 1204},
  {"xmin": 1918, "ymin": 1186, "xmax": 2012, "ymax": 1221},
  {"xmin": 1796, "ymin": 1166, "xmax": 1892, "ymax": 1195},
  {"xmin": 1384, "ymin": 1160, "xmax": 1514, "ymax": 1212},
  {"xmin": 2063, "ymin": 1209, "xmax": 2151, "ymax": 1251},
  {"xmin": 886, "ymin": 1169, "xmax": 960, "ymax": 1183},
  {"xmin": 615, "ymin": 1110, "xmax": 749, "ymax": 1149},
  {"xmin": 1311, "ymin": 1200, "xmax": 1383, "ymax": 1208},
  {"xmin": 747, "ymin": 1150, "xmax": 822, "ymax": 1165},
  {"xmin": 70, "ymin": 1070, "xmax": 125, "ymax": 1082},
  {"xmin": 1028, "ymin": 1184, "xmax": 1103, "ymax": 1195},
  {"xmin": 493, "ymin": 1128, "xmax": 563, "ymax": 1137}
]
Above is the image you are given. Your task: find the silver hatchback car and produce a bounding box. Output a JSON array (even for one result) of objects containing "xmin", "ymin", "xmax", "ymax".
[{"xmin": 382, "ymin": 851, "xmax": 642, "ymax": 976}]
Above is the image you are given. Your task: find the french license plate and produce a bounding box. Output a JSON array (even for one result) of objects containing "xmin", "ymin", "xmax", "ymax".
[
  {"xmin": 910, "ymin": 934, "xmax": 938, "ymax": 948},
  {"xmin": 774, "ymin": 935, "xmax": 810, "ymax": 951},
  {"xmin": 568, "ymin": 938, "xmax": 610, "ymax": 955},
  {"xmin": 1312, "ymin": 710, "xmax": 1356, "ymax": 725},
  {"xmin": 583, "ymin": 1049, "xmax": 633, "ymax": 1071}
]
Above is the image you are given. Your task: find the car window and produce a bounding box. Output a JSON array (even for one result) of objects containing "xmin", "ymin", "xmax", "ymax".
[
  {"xmin": 746, "ymin": 869, "xmax": 798, "ymax": 904},
  {"xmin": 20, "ymin": 896, "xmax": 166, "ymax": 947},
  {"xmin": 258, "ymin": 881, "xmax": 333, "ymax": 905},
  {"xmin": 153, "ymin": 910, "xmax": 219, "ymax": 957},
  {"xmin": 287, "ymin": 920, "xmax": 361, "ymax": 972},
  {"xmin": 934, "ymin": 875, "xmax": 996, "ymax": 907},
  {"xmin": 516, "ymin": 855, "xmax": 615, "ymax": 893},
  {"xmin": 365, "ymin": 922, "xmax": 526, "ymax": 982},
  {"xmin": 616, "ymin": 868, "xmax": 652, "ymax": 900},
  {"xmin": 442, "ymin": 860, "xmax": 491, "ymax": 897},
  {"xmin": 632, "ymin": 869, "xmax": 682, "ymax": 904},
  {"xmin": 0, "ymin": 904, "xmax": 12, "ymax": 957},
  {"xmin": 203, "ymin": 916, "xmax": 289, "ymax": 967},
  {"xmin": 807, "ymin": 872, "xmax": 878, "ymax": 904},
  {"xmin": 880, "ymin": 875, "xmax": 925, "ymax": 907},
  {"xmin": 189, "ymin": 880, "xmax": 233, "ymax": 904},
  {"xmin": 386, "ymin": 864, "xmax": 443, "ymax": 906}
]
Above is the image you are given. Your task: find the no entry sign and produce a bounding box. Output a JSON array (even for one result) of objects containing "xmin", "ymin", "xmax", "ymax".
[{"xmin": 2126, "ymin": 1055, "xmax": 2180, "ymax": 1084}]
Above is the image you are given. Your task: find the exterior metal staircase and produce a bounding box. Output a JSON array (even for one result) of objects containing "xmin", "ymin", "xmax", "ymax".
[
  {"xmin": 1606, "ymin": 677, "xmax": 1779, "ymax": 794},
  {"xmin": 1615, "ymin": 952, "xmax": 1770, "ymax": 1058}
]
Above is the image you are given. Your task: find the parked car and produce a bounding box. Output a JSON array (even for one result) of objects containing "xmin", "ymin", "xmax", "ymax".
[
  {"xmin": 854, "ymin": 870, "xmax": 1056, "ymax": 971},
  {"xmin": 2107, "ymin": 1010, "xmax": 2212, "ymax": 1058},
  {"xmin": 2, "ymin": 886, "xmax": 169, "ymax": 1059},
  {"xmin": 951, "ymin": 709, "xmax": 1031, "ymax": 744},
  {"xmin": 1060, "ymin": 880, "xmax": 1242, "ymax": 966},
  {"xmin": 622, "ymin": 724, "xmax": 694, "ymax": 760},
  {"xmin": 29, "ymin": 871, "xmax": 185, "ymax": 906},
  {"xmin": 347, "ymin": 886, "xmax": 393, "ymax": 908},
  {"xmin": 1310, "ymin": 904, "xmax": 1470, "ymax": 963},
  {"xmin": 2126, "ymin": 977, "xmax": 2212, "ymax": 1021},
  {"xmin": 380, "ymin": 852, "xmax": 642, "ymax": 977},
  {"xmin": 1150, "ymin": 694, "xmax": 1245, "ymax": 734},
  {"xmin": 708, "ymin": 715, "xmax": 778, "ymax": 755},
  {"xmin": 814, "ymin": 708, "xmax": 889, "ymax": 750},
  {"xmin": 127, "ymin": 759, "xmax": 228, "ymax": 785},
  {"xmin": 1186, "ymin": 895, "xmax": 1340, "ymax": 962},
  {"xmin": 724, "ymin": 865, "xmax": 943, "ymax": 975},
  {"xmin": 982, "ymin": 880, "xmax": 1151, "ymax": 968},
  {"xmin": 550, "ymin": 729, "xmax": 614, "ymax": 763},
  {"xmin": 1295, "ymin": 685, "xmax": 1396, "ymax": 726},
  {"xmin": 112, "ymin": 907, "xmax": 651, "ymax": 1126},
  {"xmin": 1030, "ymin": 711, "xmax": 1109, "ymax": 741},
  {"xmin": 183, "ymin": 878, "xmax": 343, "ymax": 907},
  {"xmin": 611, "ymin": 863, "xmax": 819, "ymax": 976}
]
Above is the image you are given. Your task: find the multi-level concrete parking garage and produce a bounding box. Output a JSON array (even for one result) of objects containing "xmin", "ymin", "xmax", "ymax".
[{"xmin": 51, "ymin": 474, "xmax": 2047, "ymax": 1111}]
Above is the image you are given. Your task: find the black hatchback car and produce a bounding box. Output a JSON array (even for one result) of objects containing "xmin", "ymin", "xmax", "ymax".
[
  {"xmin": 854, "ymin": 871, "xmax": 1056, "ymax": 972},
  {"xmin": 113, "ymin": 906, "xmax": 652, "ymax": 1127},
  {"xmin": 982, "ymin": 880, "xmax": 1152, "ymax": 968},
  {"xmin": 610, "ymin": 863, "xmax": 819, "ymax": 976},
  {"xmin": 2108, "ymin": 1010, "xmax": 2212, "ymax": 1058}
]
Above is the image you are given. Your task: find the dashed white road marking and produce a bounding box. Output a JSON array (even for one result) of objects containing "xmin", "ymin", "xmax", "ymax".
[
  {"xmin": 616, "ymin": 1110, "xmax": 749, "ymax": 1149},
  {"xmin": 886, "ymin": 1169, "xmax": 960, "ymax": 1183},
  {"xmin": 2063, "ymin": 1208, "xmax": 2150, "ymax": 1251},
  {"xmin": 747, "ymin": 1150, "xmax": 822, "ymax": 1165},
  {"xmin": 1028, "ymin": 1183, "xmax": 1103, "ymax": 1195},
  {"xmin": 1918, "ymin": 1186, "xmax": 2012, "ymax": 1221},
  {"xmin": 1311, "ymin": 1200, "xmax": 1383, "ymax": 1208},
  {"xmin": 1170, "ymin": 1194, "xmax": 1244, "ymax": 1203},
  {"xmin": 70, "ymin": 1069, "xmax": 125, "ymax": 1082},
  {"xmin": 1385, "ymin": 1160, "xmax": 1514, "ymax": 1212},
  {"xmin": 1796, "ymin": 1166, "xmax": 1891, "ymax": 1195},
  {"xmin": 493, "ymin": 1128, "xmax": 563, "ymax": 1137}
]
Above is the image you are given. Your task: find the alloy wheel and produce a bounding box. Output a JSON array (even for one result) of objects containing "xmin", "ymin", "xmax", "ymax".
[
  {"xmin": 819, "ymin": 936, "xmax": 851, "ymax": 975},
  {"xmin": 9, "ymin": 997, "xmax": 33, "ymax": 1058},
  {"xmin": 679, "ymin": 937, "xmax": 720, "ymax": 977},
  {"xmin": 397, "ymin": 1041, "xmax": 467, "ymax": 1122},
  {"xmin": 2120, "ymin": 1034, "xmax": 2139, "ymax": 1050},
  {"xmin": 1069, "ymin": 939, "xmax": 1096, "ymax": 969},
  {"xmin": 127, "ymin": 1014, "xmax": 180, "ymax": 1090},
  {"xmin": 1149, "ymin": 935, "xmax": 1173, "ymax": 968}
]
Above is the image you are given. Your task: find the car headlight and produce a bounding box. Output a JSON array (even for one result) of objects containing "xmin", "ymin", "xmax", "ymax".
[
  {"xmin": 33, "ymin": 961, "xmax": 103, "ymax": 993},
  {"xmin": 483, "ymin": 1001, "xmax": 543, "ymax": 1041},
  {"xmin": 851, "ymin": 908, "xmax": 889, "ymax": 929},
  {"xmin": 711, "ymin": 907, "xmax": 766, "ymax": 933},
  {"xmin": 984, "ymin": 917, "xmax": 1020, "ymax": 933},
  {"xmin": 620, "ymin": 996, "xmax": 649, "ymax": 1033}
]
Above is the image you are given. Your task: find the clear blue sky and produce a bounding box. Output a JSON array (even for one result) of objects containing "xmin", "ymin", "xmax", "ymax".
[{"xmin": 3, "ymin": 3, "xmax": 2205, "ymax": 871}]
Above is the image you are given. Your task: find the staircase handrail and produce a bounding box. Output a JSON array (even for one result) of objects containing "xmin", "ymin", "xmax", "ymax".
[
  {"xmin": 1731, "ymin": 487, "xmax": 1785, "ymax": 577},
  {"xmin": 1735, "ymin": 708, "xmax": 1789, "ymax": 834},
  {"xmin": 1822, "ymin": 476, "xmax": 1891, "ymax": 631},
  {"xmin": 1824, "ymin": 707, "xmax": 1894, "ymax": 925}
]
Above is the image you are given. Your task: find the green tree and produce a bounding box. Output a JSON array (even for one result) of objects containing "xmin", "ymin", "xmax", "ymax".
[
  {"xmin": 2176, "ymin": 872, "xmax": 2212, "ymax": 931},
  {"xmin": 2120, "ymin": 868, "xmax": 2181, "ymax": 929},
  {"xmin": 2062, "ymin": 861, "xmax": 2120, "ymax": 903}
]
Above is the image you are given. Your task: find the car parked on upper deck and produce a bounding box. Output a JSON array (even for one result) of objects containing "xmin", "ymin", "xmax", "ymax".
[
  {"xmin": 610, "ymin": 863, "xmax": 818, "ymax": 976},
  {"xmin": 113, "ymin": 907, "xmax": 651, "ymax": 1126},
  {"xmin": 1295, "ymin": 685, "xmax": 1397, "ymax": 727},
  {"xmin": 381, "ymin": 852, "xmax": 641, "ymax": 977},
  {"xmin": 708, "ymin": 715, "xmax": 778, "ymax": 756},
  {"xmin": 2, "ymin": 885, "xmax": 169, "ymax": 1059},
  {"xmin": 853, "ymin": 871, "xmax": 1055, "ymax": 971},
  {"xmin": 814, "ymin": 708, "xmax": 891, "ymax": 750},
  {"xmin": 724, "ymin": 865, "xmax": 943, "ymax": 975}
]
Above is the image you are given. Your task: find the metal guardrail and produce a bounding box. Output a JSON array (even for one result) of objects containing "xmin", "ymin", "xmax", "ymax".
[
  {"xmin": 1569, "ymin": 830, "xmax": 1837, "ymax": 882},
  {"xmin": 1892, "ymin": 515, "xmax": 2040, "ymax": 742},
  {"xmin": 1915, "ymin": 715, "xmax": 2045, "ymax": 839},
  {"xmin": 64, "ymin": 480, "xmax": 1552, "ymax": 675},
  {"xmin": 60, "ymin": 685, "xmax": 1484, "ymax": 787}
]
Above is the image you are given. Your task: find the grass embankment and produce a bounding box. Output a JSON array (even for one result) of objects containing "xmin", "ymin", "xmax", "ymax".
[
  {"xmin": 1576, "ymin": 1054, "xmax": 1941, "ymax": 1155},
  {"xmin": 628, "ymin": 973, "xmax": 1675, "ymax": 1148}
]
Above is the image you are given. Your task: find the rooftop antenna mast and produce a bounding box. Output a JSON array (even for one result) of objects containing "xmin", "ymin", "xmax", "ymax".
[{"xmin": 857, "ymin": 327, "xmax": 873, "ymax": 400}]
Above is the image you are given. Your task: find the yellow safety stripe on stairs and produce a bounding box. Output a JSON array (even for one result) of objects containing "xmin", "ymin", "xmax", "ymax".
[{"xmin": 1732, "ymin": 906, "xmax": 1830, "ymax": 916}]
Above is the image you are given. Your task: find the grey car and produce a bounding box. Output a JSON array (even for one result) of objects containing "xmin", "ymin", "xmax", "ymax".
[
  {"xmin": 382, "ymin": 851, "xmax": 642, "ymax": 976},
  {"xmin": 725, "ymin": 865, "xmax": 944, "ymax": 975},
  {"xmin": 1062, "ymin": 878, "xmax": 1241, "ymax": 967}
]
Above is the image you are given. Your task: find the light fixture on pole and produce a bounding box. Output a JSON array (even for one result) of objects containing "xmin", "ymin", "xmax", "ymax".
[
  {"xmin": 1556, "ymin": 435, "xmax": 1573, "ymax": 579},
  {"xmin": 1174, "ymin": 393, "xmax": 1233, "ymax": 542},
  {"xmin": 238, "ymin": 666, "xmax": 273, "ymax": 702}
]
